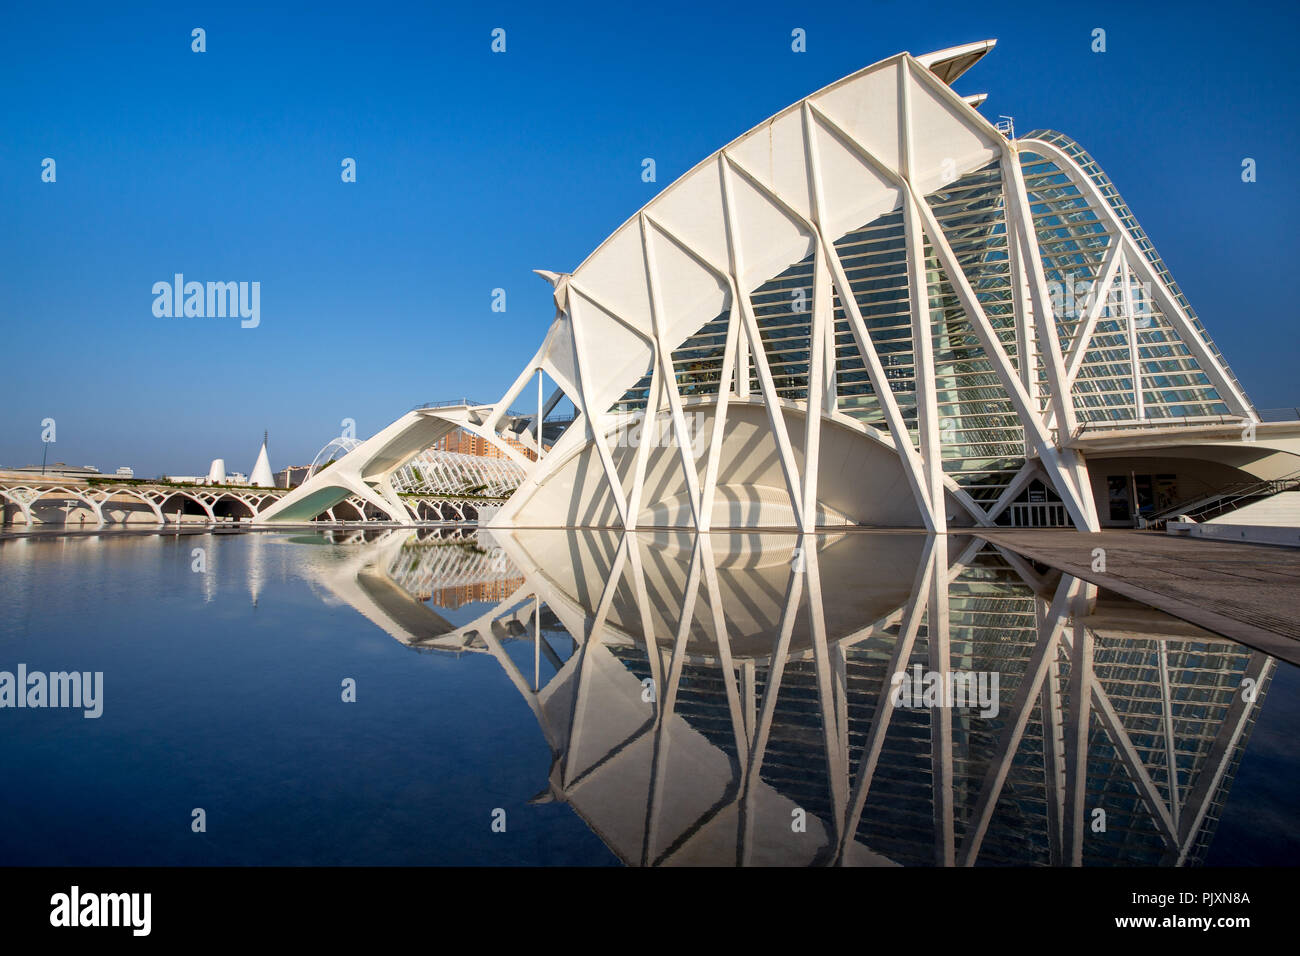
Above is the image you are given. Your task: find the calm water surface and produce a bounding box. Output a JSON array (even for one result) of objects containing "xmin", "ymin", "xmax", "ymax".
[{"xmin": 1, "ymin": 528, "xmax": 1296, "ymax": 866}]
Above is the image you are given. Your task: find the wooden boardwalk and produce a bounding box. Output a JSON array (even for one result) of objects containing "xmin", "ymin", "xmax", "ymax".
[{"xmin": 975, "ymin": 529, "xmax": 1300, "ymax": 667}]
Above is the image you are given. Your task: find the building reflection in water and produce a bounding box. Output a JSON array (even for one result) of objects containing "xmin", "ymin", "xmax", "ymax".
[{"xmin": 308, "ymin": 527, "xmax": 1276, "ymax": 867}]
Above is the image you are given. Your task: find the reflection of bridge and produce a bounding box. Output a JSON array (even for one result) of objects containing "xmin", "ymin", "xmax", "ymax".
[
  {"xmin": 300, "ymin": 528, "xmax": 523, "ymax": 648},
  {"xmin": 0, "ymin": 477, "xmax": 500, "ymax": 529},
  {"xmin": 318, "ymin": 527, "xmax": 1276, "ymax": 866}
]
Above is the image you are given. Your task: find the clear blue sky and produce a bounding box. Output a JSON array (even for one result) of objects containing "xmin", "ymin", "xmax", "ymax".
[{"xmin": 3, "ymin": 0, "xmax": 1297, "ymax": 477}]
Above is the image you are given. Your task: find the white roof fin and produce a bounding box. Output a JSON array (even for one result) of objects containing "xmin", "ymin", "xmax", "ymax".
[{"xmin": 915, "ymin": 39, "xmax": 997, "ymax": 85}]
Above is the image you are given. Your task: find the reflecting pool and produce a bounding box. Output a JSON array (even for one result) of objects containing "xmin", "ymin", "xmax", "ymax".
[{"xmin": 1, "ymin": 529, "xmax": 1296, "ymax": 866}]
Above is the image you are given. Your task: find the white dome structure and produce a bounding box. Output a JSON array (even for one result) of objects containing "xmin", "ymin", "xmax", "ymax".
[
  {"xmin": 206, "ymin": 458, "xmax": 226, "ymax": 485},
  {"xmin": 249, "ymin": 433, "xmax": 275, "ymax": 488}
]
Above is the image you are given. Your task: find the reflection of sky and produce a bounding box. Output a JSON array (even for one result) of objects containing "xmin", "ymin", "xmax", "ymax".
[
  {"xmin": 1207, "ymin": 660, "xmax": 1300, "ymax": 865},
  {"xmin": 0, "ymin": 532, "xmax": 616, "ymax": 865}
]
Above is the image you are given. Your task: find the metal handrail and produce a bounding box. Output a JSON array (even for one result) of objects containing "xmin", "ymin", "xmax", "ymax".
[
  {"xmin": 412, "ymin": 398, "xmax": 486, "ymax": 410},
  {"xmin": 1072, "ymin": 413, "xmax": 1245, "ymax": 438},
  {"xmin": 1145, "ymin": 467, "xmax": 1300, "ymax": 528}
]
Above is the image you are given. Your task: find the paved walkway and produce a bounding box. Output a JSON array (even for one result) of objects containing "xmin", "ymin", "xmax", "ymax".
[{"xmin": 975, "ymin": 529, "xmax": 1300, "ymax": 667}]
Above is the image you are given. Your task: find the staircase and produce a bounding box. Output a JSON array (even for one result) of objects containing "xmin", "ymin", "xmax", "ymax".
[{"xmin": 1145, "ymin": 469, "xmax": 1300, "ymax": 529}]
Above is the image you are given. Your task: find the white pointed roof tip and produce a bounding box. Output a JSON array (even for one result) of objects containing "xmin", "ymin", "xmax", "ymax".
[
  {"xmin": 250, "ymin": 439, "xmax": 274, "ymax": 488},
  {"xmin": 915, "ymin": 39, "xmax": 997, "ymax": 85},
  {"xmin": 533, "ymin": 269, "xmax": 568, "ymax": 286},
  {"xmin": 963, "ymin": 92, "xmax": 989, "ymax": 108},
  {"xmin": 563, "ymin": 44, "xmax": 994, "ymax": 286},
  {"xmin": 534, "ymin": 269, "xmax": 573, "ymax": 315}
]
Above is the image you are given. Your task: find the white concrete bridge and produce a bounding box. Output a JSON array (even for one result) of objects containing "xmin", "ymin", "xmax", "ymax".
[{"xmin": 0, "ymin": 472, "xmax": 506, "ymax": 529}]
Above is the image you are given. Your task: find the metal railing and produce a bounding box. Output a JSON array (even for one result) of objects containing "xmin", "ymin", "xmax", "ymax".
[
  {"xmin": 1071, "ymin": 408, "xmax": 1300, "ymax": 438},
  {"xmin": 412, "ymin": 398, "xmax": 487, "ymax": 411},
  {"xmin": 413, "ymin": 399, "xmax": 536, "ymax": 420},
  {"xmin": 1144, "ymin": 467, "xmax": 1300, "ymax": 529},
  {"xmin": 1009, "ymin": 501, "xmax": 1069, "ymax": 528},
  {"xmin": 1071, "ymin": 413, "xmax": 1246, "ymax": 438}
]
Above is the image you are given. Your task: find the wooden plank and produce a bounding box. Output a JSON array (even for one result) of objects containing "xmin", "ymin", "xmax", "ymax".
[{"xmin": 973, "ymin": 530, "xmax": 1300, "ymax": 666}]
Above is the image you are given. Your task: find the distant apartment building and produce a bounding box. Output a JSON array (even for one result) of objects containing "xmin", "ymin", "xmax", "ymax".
[
  {"xmin": 428, "ymin": 577, "xmax": 526, "ymax": 611},
  {"xmin": 432, "ymin": 428, "xmax": 539, "ymax": 462},
  {"xmin": 275, "ymin": 466, "xmax": 312, "ymax": 489}
]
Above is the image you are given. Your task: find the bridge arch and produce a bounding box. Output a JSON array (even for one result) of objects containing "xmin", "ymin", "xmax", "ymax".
[
  {"xmin": 211, "ymin": 493, "xmax": 257, "ymax": 521},
  {"xmin": 153, "ymin": 490, "xmax": 216, "ymax": 523}
]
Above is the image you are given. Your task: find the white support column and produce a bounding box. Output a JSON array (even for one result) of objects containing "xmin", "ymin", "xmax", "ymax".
[
  {"xmin": 643, "ymin": 535, "xmax": 705, "ymax": 864},
  {"xmin": 958, "ymin": 574, "xmax": 1081, "ymax": 865},
  {"xmin": 735, "ymin": 323, "xmax": 751, "ymax": 399},
  {"xmin": 1157, "ymin": 641, "xmax": 1180, "ymax": 831},
  {"xmin": 533, "ymin": 596, "xmax": 541, "ymax": 692},
  {"xmin": 802, "ymin": 538, "xmax": 847, "ymax": 831},
  {"xmin": 1007, "ymin": 200, "xmax": 1037, "ymax": 403},
  {"xmin": 909, "ymin": 186, "xmax": 1095, "ymax": 529},
  {"xmin": 564, "ymin": 288, "xmax": 634, "ymax": 527},
  {"xmin": 823, "ymin": 325, "xmax": 838, "ymax": 413},
  {"xmin": 837, "ymin": 535, "xmax": 936, "ymax": 863},
  {"xmin": 739, "ymin": 556, "xmax": 803, "ymax": 865},
  {"xmin": 625, "ymin": 352, "xmax": 662, "ymax": 528},
  {"xmin": 1000, "ymin": 144, "xmax": 1102, "ymax": 529},
  {"xmin": 1002, "ymin": 140, "xmax": 1079, "ymax": 438},
  {"xmin": 698, "ymin": 535, "xmax": 748, "ymax": 762},
  {"xmin": 631, "ymin": 536, "xmax": 674, "ymax": 699},
  {"xmin": 718, "ymin": 154, "xmax": 808, "ymax": 531},
  {"xmin": 795, "ymin": 107, "xmax": 938, "ymax": 529},
  {"xmin": 640, "ymin": 210, "xmax": 746, "ymax": 532},
  {"xmin": 483, "ymin": 340, "xmax": 550, "ymax": 436},
  {"xmin": 536, "ymin": 371, "xmax": 544, "ymax": 460},
  {"xmin": 1063, "ymin": 596, "xmax": 1092, "ymax": 865},
  {"xmin": 928, "ymin": 540, "xmax": 954, "ymax": 865},
  {"xmin": 897, "ymin": 62, "xmax": 949, "ymax": 535},
  {"xmin": 640, "ymin": 214, "xmax": 706, "ymax": 530},
  {"xmin": 801, "ymin": 247, "xmax": 831, "ymax": 526},
  {"xmin": 696, "ymin": 293, "xmax": 741, "ymax": 532},
  {"xmin": 1119, "ymin": 251, "xmax": 1146, "ymax": 420},
  {"xmin": 558, "ymin": 534, "xmax": 635, "ymax": 788},
  {"xmin": 1040, "ymin": 649, "xmax": 1066, "ymax": 865}
]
